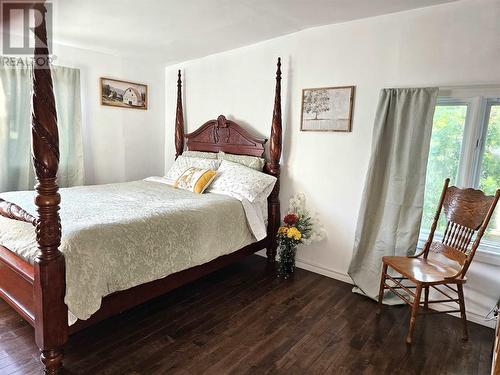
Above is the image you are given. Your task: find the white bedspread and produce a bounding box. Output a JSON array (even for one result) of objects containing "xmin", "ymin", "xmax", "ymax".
[{"xmin": 0, "ymin": 179, "xmax": 262, "ymax": 324}]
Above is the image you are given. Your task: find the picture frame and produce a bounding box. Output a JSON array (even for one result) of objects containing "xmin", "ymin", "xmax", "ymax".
[
  {"xmin": 100, "ymin": 77, "xmax": 148, "ymax": 110},
  {"xmin": 300, "ymin": 86, "xmax": 355, "ymax": 132}
]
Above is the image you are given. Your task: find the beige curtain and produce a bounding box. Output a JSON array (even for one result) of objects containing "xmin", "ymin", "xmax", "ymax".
[{"xmin": 348, "ymin": 87, "xmax": 438, "ymax": 301}]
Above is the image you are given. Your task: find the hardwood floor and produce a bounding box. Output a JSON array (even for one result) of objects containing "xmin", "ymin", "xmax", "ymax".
[{"xmin": 0, "ymin": 255, "xmax": 494, "ymax": 374}]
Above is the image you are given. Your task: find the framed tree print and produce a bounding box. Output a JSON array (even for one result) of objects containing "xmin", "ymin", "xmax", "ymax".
[{"xmin": 300, "ymin": 86, "xmax": 355, "ymax": 132}]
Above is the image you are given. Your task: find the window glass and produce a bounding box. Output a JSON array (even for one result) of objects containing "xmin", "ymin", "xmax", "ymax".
[
  {"xmin": 479, "ymin": 104, "xmax": 500, "ymax": 243},
  {"xmin": 421, "ymin": 105, "xmax": 468, "ymax": 232}
]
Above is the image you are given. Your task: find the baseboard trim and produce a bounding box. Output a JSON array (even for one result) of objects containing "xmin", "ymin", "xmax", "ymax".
[
  {"xmin": 255, "ymin": 251, "xmax": 353, "ymax": 285},
  {"xmin": 294, "ymin": 258, "xmax": 353, "ymax": 285},
  {"xmin": 256, "ymin": 251, "xmax": 494, "ymax": 329},
  {"xmin": 293, "ymin": 258, "xmax": 494, "ymax": 328}
]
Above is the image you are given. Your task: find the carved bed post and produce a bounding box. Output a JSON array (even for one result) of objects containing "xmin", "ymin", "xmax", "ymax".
[
  {"xmin": 175, "ymin": 70, "xmax": 185, "ymax": 159},
  {"xmin": 266, "ymin": 58, "xmax": 282, "ymax": 263},
  {"xmin": 32, "ymin": 2, "xmax": 68, "ymax": 374}
]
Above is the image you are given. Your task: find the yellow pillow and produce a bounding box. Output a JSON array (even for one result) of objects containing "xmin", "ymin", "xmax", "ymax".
[{"xmin": 174, "ymin": 167, "xmax": 217, "ymax": 194}]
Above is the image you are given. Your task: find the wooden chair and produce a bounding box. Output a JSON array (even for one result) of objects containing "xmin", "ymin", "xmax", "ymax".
[{"xmin": 377, "ymin": 178, "xmax": 500, "ymax": 344}]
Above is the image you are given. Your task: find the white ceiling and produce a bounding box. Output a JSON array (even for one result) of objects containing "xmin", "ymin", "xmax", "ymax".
[{"xmin": 51, "ymin": 0, "xmax": 457, "ymax": 65}]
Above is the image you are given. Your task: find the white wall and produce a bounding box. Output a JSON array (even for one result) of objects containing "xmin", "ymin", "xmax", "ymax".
[
  {"xmin": 165, "ymin": 0, "xmax": 500, "ymax": 327},
  {"xmin": 53, "ymin": 44, "xmax": 165, "ymax": 185}
]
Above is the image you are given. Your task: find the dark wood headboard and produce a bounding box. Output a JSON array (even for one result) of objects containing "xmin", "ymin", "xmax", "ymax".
[
  {"xmin": 185, "ymin": 115, "xmax": 267, "ymax": 157},
  {"xmin": 173, "ymin": 59, "xmax": 283, "ymax": 261}
]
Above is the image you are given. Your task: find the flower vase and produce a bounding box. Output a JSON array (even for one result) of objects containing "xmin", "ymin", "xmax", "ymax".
[{"xmin": 278, "ymin": 243, "xmax": 296, "ymax": 279}]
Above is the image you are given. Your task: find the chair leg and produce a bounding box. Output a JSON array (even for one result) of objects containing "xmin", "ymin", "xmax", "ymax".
[
  {"xmin": 424, "ymin": 286, "xmax": 429, "ymax": 310},
  {"xmin": 457, "ymin": 283, "xmax": 468, "ymax": 341},
  {"xmin": 406, "ymin": 284, "xmax": 422, "ymax": 344},
  {"xmin": 377, "ymin": 263, "xmax": 388, "ymax": 316}
]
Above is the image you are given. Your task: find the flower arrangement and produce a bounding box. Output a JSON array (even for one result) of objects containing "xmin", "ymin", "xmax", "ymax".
[{"xmin": 277, "ymin": 193, "xmax": 325, "ymax": 279}]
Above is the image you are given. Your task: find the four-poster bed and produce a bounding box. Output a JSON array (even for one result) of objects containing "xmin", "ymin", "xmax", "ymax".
[{"xmin": 0, "ymin": 3, "xmax": 283, "ymax": 374}]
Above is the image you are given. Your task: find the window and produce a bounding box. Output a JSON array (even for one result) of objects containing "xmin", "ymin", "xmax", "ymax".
[
  {"xmin": 420, "ymin": 90, "xmax": 500, "ymax": 255},
  {"xmin": 479, "ymin": 102, "xmax": 500, "ymax": 244},
  {"xmin": 422, "ymin": 103, "xmax": 467, "ymax": 232}
]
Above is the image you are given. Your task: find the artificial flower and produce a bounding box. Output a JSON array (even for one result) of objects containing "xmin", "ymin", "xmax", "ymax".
[
  {"xmin": 289, "ymin": 192, "xmax": 306, "ymax": 214},
  {"xmin": 278, "ymin": 226, "xmax": 289, "ymax": 235},
  {"xmin": 277, "ymin": 192, "xmax": 325, "ymax": 279},
  {"xmin": 286, "ymin": 227, "xmax": 302, "ymax": 241},
  {"xmin": 283, "ymin": 213, "xmax": 299, "ymax": 226}
]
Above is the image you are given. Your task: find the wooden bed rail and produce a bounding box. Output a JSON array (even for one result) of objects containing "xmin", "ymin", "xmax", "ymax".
[
  {"xmin": 32, "ymin": 2, "xmax": 68, "ymax": 374},
  {"xmin": 0, "ymin": 198, "xmax": 36, "ymax": 225}
]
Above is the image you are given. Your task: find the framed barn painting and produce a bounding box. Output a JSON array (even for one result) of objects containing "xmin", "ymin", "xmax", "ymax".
[
  {"xmin": 300, "ymin": 86, "xmax": 355, "ymax": 132},
  {"xmin": 100, "ymin": 78, "xmax": 148, "ymax": 110}
]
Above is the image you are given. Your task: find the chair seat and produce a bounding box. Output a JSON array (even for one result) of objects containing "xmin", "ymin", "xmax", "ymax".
[{"xmin": 382, "ymin": 255, "xmax": 465, "ymax": 284}]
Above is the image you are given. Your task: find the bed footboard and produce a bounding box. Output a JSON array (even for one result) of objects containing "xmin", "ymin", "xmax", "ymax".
[{"xmin": 0, "ymin": 246, "xmax": 35, "ymax": 325}]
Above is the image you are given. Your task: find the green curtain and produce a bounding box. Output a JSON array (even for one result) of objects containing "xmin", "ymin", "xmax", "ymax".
[
  {"xmin": 348, "ymin": 87, "xmax": 438, "ymax": 301},
  {"xmin": 0, "ymin": 65, "xmax": 84, "ymax": 192}
]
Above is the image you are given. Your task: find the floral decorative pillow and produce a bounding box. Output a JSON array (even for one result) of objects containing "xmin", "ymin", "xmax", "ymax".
[
  {"xmin": 166, "ymin": 156, "xmax": 219, "ymax": 182},
  {"xmin": 182, "ymin": 150, "xmax": 218, "ymax": 159},
  {"xmin": 218, "ymin": 151, "xmax": 265, "ymax": 171},
  {"xmin": 208, "ymin": 160, "xmax": 276, "ymax": 202},
  {"xmin": 174, "ymin": 167, "xmax": 217, "ymax": 194}
]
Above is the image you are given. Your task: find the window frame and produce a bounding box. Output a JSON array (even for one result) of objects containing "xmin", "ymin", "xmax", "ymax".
[{"xmin": 420, "ymin": 89, "xmax": 500, "ymax": 263}]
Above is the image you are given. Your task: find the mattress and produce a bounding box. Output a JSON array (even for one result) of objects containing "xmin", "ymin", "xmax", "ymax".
[{"xmin": 0, "ymin": 178, "xmax": 261, "ymax": 324}]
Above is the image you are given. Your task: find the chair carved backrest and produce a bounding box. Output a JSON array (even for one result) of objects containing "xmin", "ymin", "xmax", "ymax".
[{"xmin": 424, "ymin": 179, "xmax": 500, "ymax": 278}]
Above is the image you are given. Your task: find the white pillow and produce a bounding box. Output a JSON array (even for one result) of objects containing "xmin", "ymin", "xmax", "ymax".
[
  {"xmin": 182, "ymin": 150, "xmax": 218, "ymax": 159},
  {"xmin": 166, "ymin": 156, "xmax": 220, "ymax": 181},
  {"xmin": 218, "ymin": 151, "xmax": 265, "ymax": 171},
  {"xmin": 208, "ymin": 160, "xmax": 277, "ymax": 202}
]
